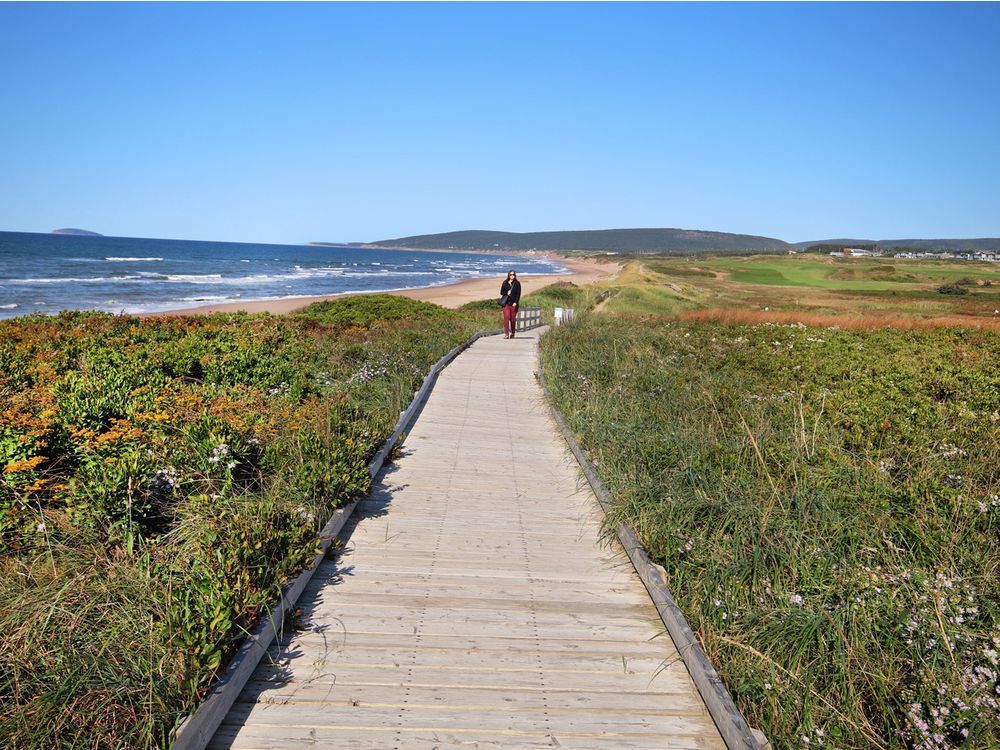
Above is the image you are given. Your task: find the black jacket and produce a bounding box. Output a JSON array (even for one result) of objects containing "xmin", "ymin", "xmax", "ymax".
[{"xmin": 501, "ymin": 278, "xmax": 521, "ymax": 305}]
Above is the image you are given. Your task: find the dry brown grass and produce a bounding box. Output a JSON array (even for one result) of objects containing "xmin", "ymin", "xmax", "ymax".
[{"xmin": 678, "ymin": 306, "xmax": 1000, "ymax": 332}]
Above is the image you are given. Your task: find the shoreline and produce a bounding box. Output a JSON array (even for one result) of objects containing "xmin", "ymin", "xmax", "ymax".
[{"xmin": 149, "ymin": 257, "xmax": 619, "ymax": 316}]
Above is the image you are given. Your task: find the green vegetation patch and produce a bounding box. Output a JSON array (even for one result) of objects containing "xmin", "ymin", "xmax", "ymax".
[
  {"xmin": 0, "ymin": 301, "xmax": 477, "ymax": 747},
  {"xmin": 939, "ymin": 284, "xmax": 970, "ymax": 296},
  {"xmin": 658, "ymin": 266, "xmax": 716, "ymax": 279},
  {"xmin": 644, "ymin": 255, "xmax": 1000, "ymax": 296},
  {"xmin": 829, "ymin": 265, "xmax": 921, "ymax": 284},
  {"xmin": 521, "ymin": 281, "xmax": 588, "ymax": 312},
  {"xmin": 598, "ymin": 284, "xmax": 696, "ymax": 316},
  {"xmin": 299, "ymin": 293, "xmax": 459, "ymax": 328},
  {"xmin": 728, "ymin": 265, "xmax": 796, "ymax": 286},
  {"xmin": 542, "ymin": 315, "xmax": 999, "ymax": 749},
  {"xmin": 458, "ymin": 298, "xmax": 503, "ymax": 313}
]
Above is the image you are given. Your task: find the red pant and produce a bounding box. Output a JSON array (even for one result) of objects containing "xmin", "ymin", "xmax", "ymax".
[{"xmin": 502, "ymin": 303, "xmax": 518, "ymax": 336}]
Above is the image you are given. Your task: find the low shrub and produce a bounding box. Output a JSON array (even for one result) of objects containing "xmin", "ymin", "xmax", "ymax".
[
  {"xmin": 299, "ymin": 293, "xmax": 458, "ymax": 328},
  {"xmin": 0, "ymin": 300, "xmax": 477, "ymax": 747},
  {"xmin": 530, "ymin": 280, "xmax": 579, "ymax": 301},
  {"xmin": 459, "ymin": 298, "xmax": 502, "ymax": 312},
  {"xmin": 938, "ymin": 283, "xmax": 969, "ymax": 295},
  {"xmin": 523, "ymin": 281, "xmax": 586, "ymax": 310}
]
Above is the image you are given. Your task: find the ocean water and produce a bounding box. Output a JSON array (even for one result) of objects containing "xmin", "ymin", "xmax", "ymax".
[{"xmin": 0, "ymin": 232, "xmax": 567, "ymax": 319}]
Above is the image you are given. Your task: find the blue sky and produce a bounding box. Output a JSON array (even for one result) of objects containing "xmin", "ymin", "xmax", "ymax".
[{"xmin": 1, "ymin": 2, "xmax": 998, "ymax": 244}]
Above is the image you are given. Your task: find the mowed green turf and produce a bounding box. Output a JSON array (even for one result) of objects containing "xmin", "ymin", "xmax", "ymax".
[{"xmin": 650, "ymin": 255, "xmax": 1000, "ymax": 292}]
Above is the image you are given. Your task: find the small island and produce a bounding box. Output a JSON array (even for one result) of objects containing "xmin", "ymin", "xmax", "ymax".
[{"xmin": 52, "ymin": 228, "xmax": 103, "ymax": 236}]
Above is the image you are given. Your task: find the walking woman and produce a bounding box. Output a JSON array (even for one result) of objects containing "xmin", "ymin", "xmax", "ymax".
[{"xmin": 500, "ymin": 269, "xmax": 521, "ymax": 339}]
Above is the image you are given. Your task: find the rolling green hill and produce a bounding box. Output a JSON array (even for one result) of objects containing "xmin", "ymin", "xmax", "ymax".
[
  {"xmin": 366, "ymin": 228, "xmax": 999, "ymax": 255},
  {"xmin": 369, "ymin": 228, "xmax": 793, "ymax": 254}
]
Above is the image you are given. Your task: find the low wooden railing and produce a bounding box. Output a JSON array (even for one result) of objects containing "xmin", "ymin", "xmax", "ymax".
[{"xmin": 515, "ymin": 306, "xmax": 542, "ymax": 331}]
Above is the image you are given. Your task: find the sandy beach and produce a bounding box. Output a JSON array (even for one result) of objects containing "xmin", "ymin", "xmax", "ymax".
[{"xmin": 151, "ymin": 256, "xmax": 618, "ymax": 316}]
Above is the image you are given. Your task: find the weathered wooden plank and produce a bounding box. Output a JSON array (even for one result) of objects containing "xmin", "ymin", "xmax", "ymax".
[
  {"xmin": 289, "ymin": 613, "xmax": 662, "ymax": 644},
  {"xmin": 295, "ymin": 578, "xmax": 648, "ymax": 604},
  {"xmin": 339, "ymin": 549, "xmax": 615, "ymax": 565},
  {"xmin": 272, "ymin": 632, "xmax": 672, "ymax": 657},
  {"xmin": 247, "ymin": 663, "xmax": 694, "ymax": 693},
  {"xmin": 233, "ymin": 682, "xmax": 708, "ymax": 712},
  {"xmin": 332, "ymin": 547, "xmax": 630, "ymax": 568},
  {"xmin": 220, "ymin": 701, "xmax": 716, "ymax": 734},
  {"xmin": 296, "ymin": 566, "xmax": 645, "ymax": 601},
  {"xmin": 325, "ymin": 560, "xmax": 633, "ymax": 583},
  {"xmin": 315, "ymin": 565, "xmax": 639, "ymax": 586},
  {"xmin": 209, "ymin": 724, "xmax": 715, "ymax": 750},
  {"xmin": 358, "ymin": 567, "xmax": 632, "ymax": 583},
  {"xmin": 345, "ymin": 510, "xmax": 595, "ymax": 522},
  {"xmin": 255, "ymin": 646, "xmax": 677, "ymax": 673},
  {"xmin": 309, "ymin": 568, "xmax": 637, "ymax": 590},
  {"xmin": 287, "ymin": 598, "xmax": 662, "ymax": 624}
]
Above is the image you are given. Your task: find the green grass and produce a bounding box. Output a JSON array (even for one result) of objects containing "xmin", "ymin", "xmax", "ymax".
[
  {"xmin": 597, "ymin": 284, "xmax": 695, "ymax": 316},
  {"xmin": 663, "ymin": 255, "xmax": 1000, "ymax": 293},
  {"xmin": 542, "ymin": 314, "xmax": 999, "ymax": 749},
  {"xmin": 585, "ymin": 255, "xmax": 1000, "ymax": 326},
  {"xmin": 728, "ymin": 266, "xmax": 798, "ymax": 286}
]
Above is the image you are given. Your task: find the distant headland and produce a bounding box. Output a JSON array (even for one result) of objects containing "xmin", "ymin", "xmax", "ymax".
[
  {"xmin": 361, "ymin": 228, "xmax": 1000, "ymax": 255},
  {"xmin": 52, "ymin": 228, "xmax": 103, "ymax": 237}
]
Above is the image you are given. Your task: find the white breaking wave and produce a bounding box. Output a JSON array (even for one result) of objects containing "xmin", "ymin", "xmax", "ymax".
[
  {"xmin": 10, "ymin": 275, "xmax": 145, "ymax": 284},
  {"xmin": 105, "ymin": 256, "xmax": 163, "ymax": 262},
  {"xmin": 293, "ymin": 265, "xmax": 345, "ymax": 275},
  {"xmin": 180, "ymin": 294, "xmax": 241, "ymax": 303},
  {"xmin": 7, "ymin": 263, "xmax": 566, "ymax": 288},
  {"xmin": 0, "ymin": 303, "xmax": 18, "ymax": 309},
  {"xmin": 165, "ymin": 274, "xmax": 225, "ymax": 283}
]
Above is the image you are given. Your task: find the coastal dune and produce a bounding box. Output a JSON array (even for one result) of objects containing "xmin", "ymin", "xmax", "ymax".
[{"xmin": 153, "ymin": 257, "xmax": 617, "ymax": 316}]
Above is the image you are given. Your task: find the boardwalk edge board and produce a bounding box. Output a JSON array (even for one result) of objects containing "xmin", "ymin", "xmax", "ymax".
[
  {"xmin": 171, "ymin": 329, "xmax": 501, "ymax": 750},
  {"xmin": 536, "ymin": 347, "xmax": 765, "ymax": 750}
]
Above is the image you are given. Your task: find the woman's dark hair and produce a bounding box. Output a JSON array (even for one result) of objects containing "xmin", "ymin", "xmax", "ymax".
[{"xmin": 507, "ymin": 269, "xmax": 517, "ymax": 276}]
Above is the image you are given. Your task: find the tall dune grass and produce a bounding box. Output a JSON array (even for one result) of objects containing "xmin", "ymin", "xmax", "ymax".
[
  {"xmin": 679, "ymin": 306, "xmax": 1000, "ymax": 332},
  {"xmin": 542, "ymin": 314, "xmax": 999, "ymax": 749}
]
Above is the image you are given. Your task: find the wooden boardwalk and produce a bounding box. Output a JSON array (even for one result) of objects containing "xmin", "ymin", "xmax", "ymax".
[{"xmin": 211, "ymin": 331, "xmax": 726, "ymax": 749}]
